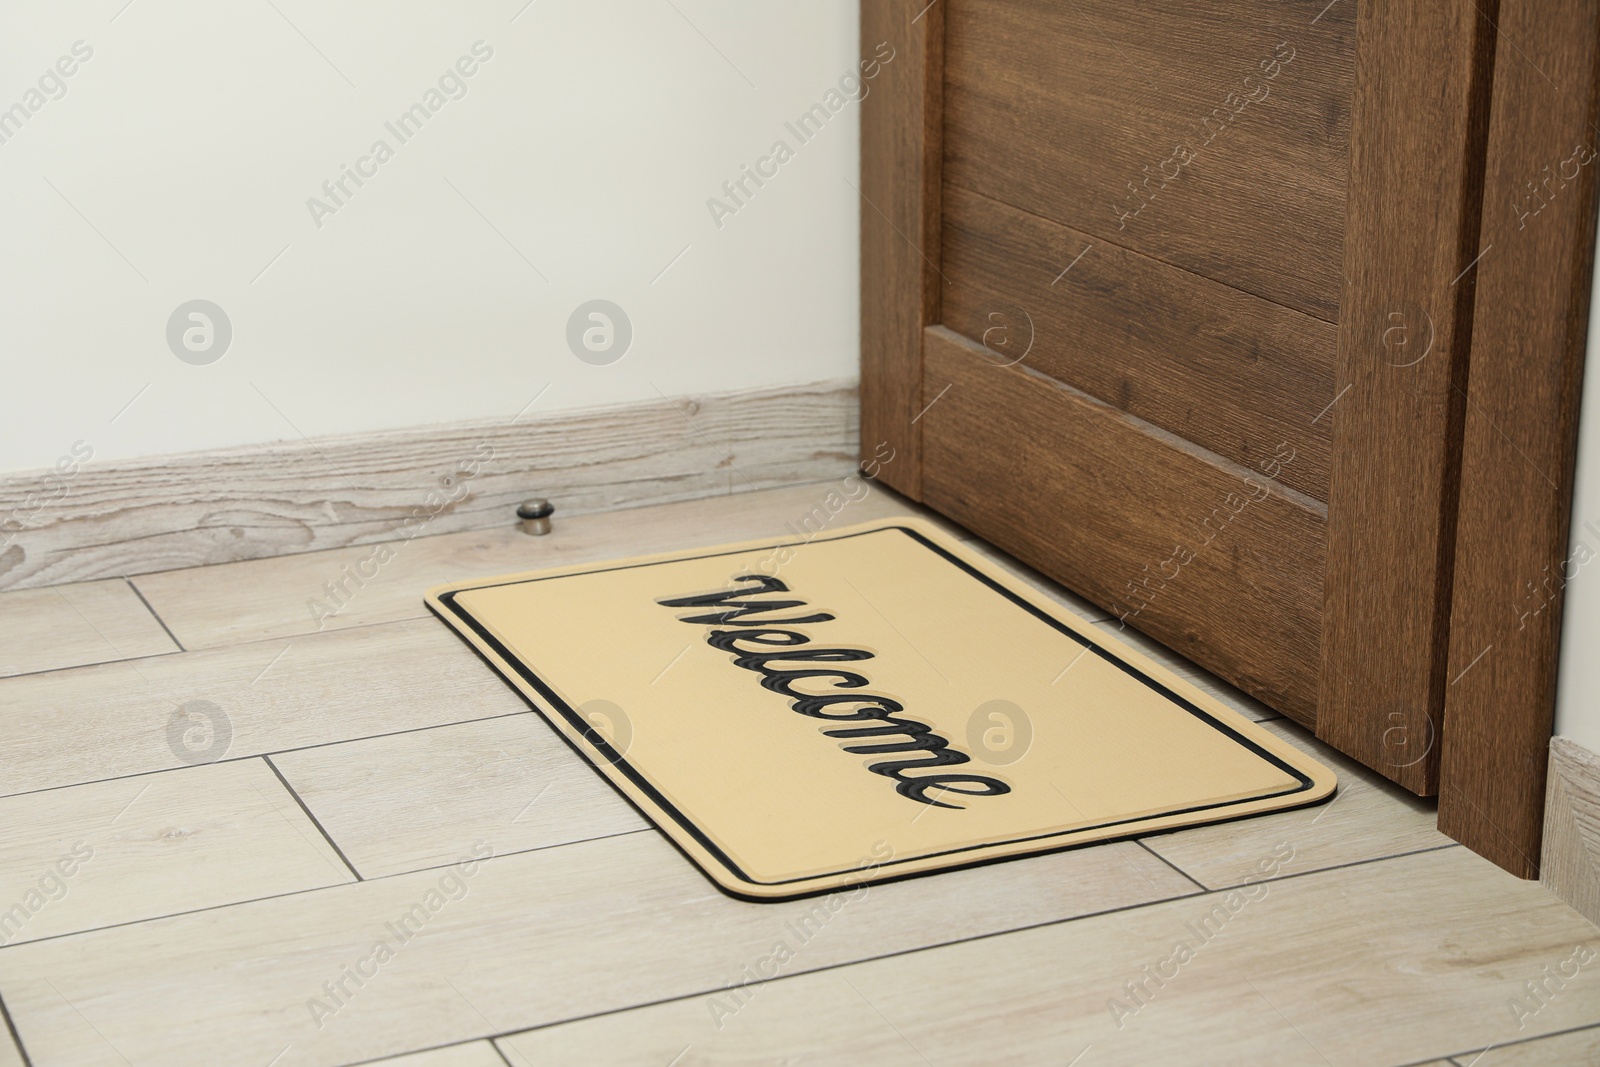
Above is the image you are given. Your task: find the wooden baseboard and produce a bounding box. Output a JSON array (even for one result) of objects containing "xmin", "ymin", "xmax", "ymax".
[
  {"xmin": 1542, "ymin": 737, "xmax": 1600, "ymax": 925},
  {"xmin": 0, "ymin": 379, "xmax": 858, "ymax": 592}
]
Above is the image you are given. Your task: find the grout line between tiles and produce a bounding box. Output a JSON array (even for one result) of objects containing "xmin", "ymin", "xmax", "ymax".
[
  {"xmin": 0, "ymin": 989, "xmax": 33, "ymax": 1067},
  {"xmin": 263, "ymin": 755, "xmax": 365, "ymax": 882},
  {"xmin": 154, "ymin": 613, "xmax": 440, "ymax": 656},
  {"xmin": 124, "ymin": 576, "xmax": 185, "ymax": 652},
  {"xmin": 4, "ymin": 839, "xmax": 1467, "ymax": 962},
  {"xmin": 0, "ymin": 611, "xmax": 456, "ymax": 684},
  {"xmin": 1443, "ymin": 1018, "xmax": 1600, "ymax": 1066},
  {"xmin": 340, "ymin": 1037, "xmax": 514, "ymax": 1067},
  {"xmin": 1134, "ymin": 838, "xmax": 1209, "ymax": 892},
  {"xmin": 0, "ymin": 646, "xmax": 187, "ymax": 684},
  {"xmin": 0, "ymin": 709, "xmax": 540, "ymax": 804},
  {"xmin": 0, "ymin": 829, "xmax": 655, "ymax": 951},
  {"xmin": 257, "ymin": 710, "xmax": 543, "ymax": 760}
]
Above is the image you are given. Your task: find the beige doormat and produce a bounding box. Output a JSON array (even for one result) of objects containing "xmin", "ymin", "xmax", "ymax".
[{"xmin": 426, "ymin": 518, "xmax": 1335, "ymax": 900}]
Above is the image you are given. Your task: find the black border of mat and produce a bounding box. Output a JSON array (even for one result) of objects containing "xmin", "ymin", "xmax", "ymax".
[{"xmin": 428, "ymin": 524, "xmax": 1322, "ymax": 899}]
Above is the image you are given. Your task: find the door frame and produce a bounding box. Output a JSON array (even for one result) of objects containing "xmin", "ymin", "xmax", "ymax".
[
  {"xmin": 1436, "ymin": 0, "xmax": 1600, "ymax": 879},
  {"xmin": 859, "ymin": 0, "xmax": 1600, "ymax": 876},
  {"xmin": 859, "ymin": 0, "xmax": 943, "ymax": 503}
]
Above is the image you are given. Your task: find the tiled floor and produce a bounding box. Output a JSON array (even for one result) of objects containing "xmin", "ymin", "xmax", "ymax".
[{"xmin": 0, "ymin": 481, "xmax": 1596, "ymax": 1066}]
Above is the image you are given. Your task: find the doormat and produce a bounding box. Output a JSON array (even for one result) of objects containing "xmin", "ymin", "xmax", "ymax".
[{"xmin": 426, "ymin": 518, "xmax": 1335, "ymax": 900}]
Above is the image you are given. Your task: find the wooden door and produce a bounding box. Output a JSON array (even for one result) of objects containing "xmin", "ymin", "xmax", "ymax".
[{"xmin": 860, "ymin": 0, "xmax": 1499, "ymax": 795}]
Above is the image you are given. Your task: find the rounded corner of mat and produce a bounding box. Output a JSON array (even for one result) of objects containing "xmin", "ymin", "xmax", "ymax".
[
  {"xmin": 422, "ymin": 582, "xmax": 459, "ymax": 606},
  {"xmin": 1301, "ymin": 760, "xmax": 1340, "ymax": 804}
]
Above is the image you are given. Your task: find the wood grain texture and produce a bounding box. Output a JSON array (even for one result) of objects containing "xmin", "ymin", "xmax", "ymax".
[
  {"xmin": 0, "ymin": 379, "xmax": 856, "ymax": 594},
  {"xmin": 273, "ymin": 715, "xmax": 647, "ymax": 879},
  {"xmin": 943, "ymin": 0, "xmax": 1355, "ymax": 321},
  {"xmin": 920, "ymin": 326, "xmax": 1326, "ymax": 724},
  {"xmin": 1540, "ymin": 738, "xmax": 1600, "ymax": 926},
  {"xmin": 133, "ymin": 480, "xmax": 943, "ymax": 650},
  {"xmin": 495, "ymin": 848, "xmax": 1600, "ymax": 1067},
  {"xmin": 0, "ymin": 578, "xmax": 178, "ymax": 678},
  {"xmin": 1143, "ymin": 718, "xmax": 1450, "ymax": 890},
  {"xmin": 940, "ymin": 184, "xmax": 1338, "ymax": 500},
  {"xmin": 0, "ymin": 759, "xmax": 352, "ymax": 946},
  {"xmin": 1437, "ymin": 0, "xmax": 1600, "ymax": 876},
  {"xmin": 1315, "ymin": 0, "xmax": 1500, "ymax": 795},
  {"xmin": 0, "ymin": 834, "xmax": 1193, "ymax": 1067},
  {"xmin": 858, "ymin": 0, "xmax": 941, "ymax": 498}
]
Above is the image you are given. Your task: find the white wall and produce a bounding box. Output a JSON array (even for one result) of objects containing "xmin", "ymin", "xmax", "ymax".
[
  {"xmin": 1555, "ymin": 214, "xmax": 1600, "ymax": 754},
  {"xmin": 0, "ymin": 1, "xmax": 864, "ymax": 472}
]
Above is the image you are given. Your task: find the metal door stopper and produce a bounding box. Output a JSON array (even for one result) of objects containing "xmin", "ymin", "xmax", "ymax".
[{"xmin": 516, "ymin": 498, "xmax": 554, "ymax": 536}]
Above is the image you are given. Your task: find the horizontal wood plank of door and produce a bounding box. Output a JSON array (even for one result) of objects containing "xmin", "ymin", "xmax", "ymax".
[
  {"xmin": 939, "ymin": 183, "xmax": 1337, "ymax": 501},
  {"xmin": 918, "ymin": 326, "xmax": 1326, "ymax": 725},
  {"xmin": 942, "ymin": 0, "xmax": 1356, "ymax": 322}
]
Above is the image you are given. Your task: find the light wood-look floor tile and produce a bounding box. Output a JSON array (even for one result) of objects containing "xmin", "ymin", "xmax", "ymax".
[
  {"xmin": 0, "ymin": 759, "xmax": 352, "ymax": 946},
  {"xmin": 496, "ymin": 978, "xmax": 900, "ymax": 1067},
  {"xmin": 1092, "ymin": 618, "xmax": 1280, "ymax": 722},
  {"xmin": 0, "ymin": 618, "xmax": 526, "ymax": 798},
  {"xmin": 273, "ymin": 715, "xmax": 647, "ymax": 879},
  {"xmin": 132, "ymin": 483, "xmax": 946, "ymax": 650},
  {"xmin": 1141, "ymin": 718, "xmax": 1450, "ymax": 889},
  {"xmin": 363, "ymin": 1041, "xmax": 510, "ymax": 1066},
  {"xmin": 495, "ymin": 848, "xmax": 1600, "ymax": 1067},
  {"xmin": 1452, "ymin": 1023, "xmax": 1600, "ymax": 1065},
  {"xmin": 0, "ymin": 833, "xmax": 1193, "ymax": 1067},
  {"xmin": 0, "ymin": 579, "xmax": 178, "ymax": 678}
]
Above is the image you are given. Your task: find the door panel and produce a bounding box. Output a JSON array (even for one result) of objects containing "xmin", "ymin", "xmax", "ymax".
[
  {"xmin": 940, "ymin": 183, "xmax": 1337, "ymax": 500},
  {"xmin": 861, "ymin": 0, "xmax": 1500, "ymax": 796},
  {"xmin": 921, "ymin": 326, "xmax": 1328, "ymax": 723},
  {"xmin": 942, "ymin": 0, "xmax": 1356, "ymax": 321}
]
